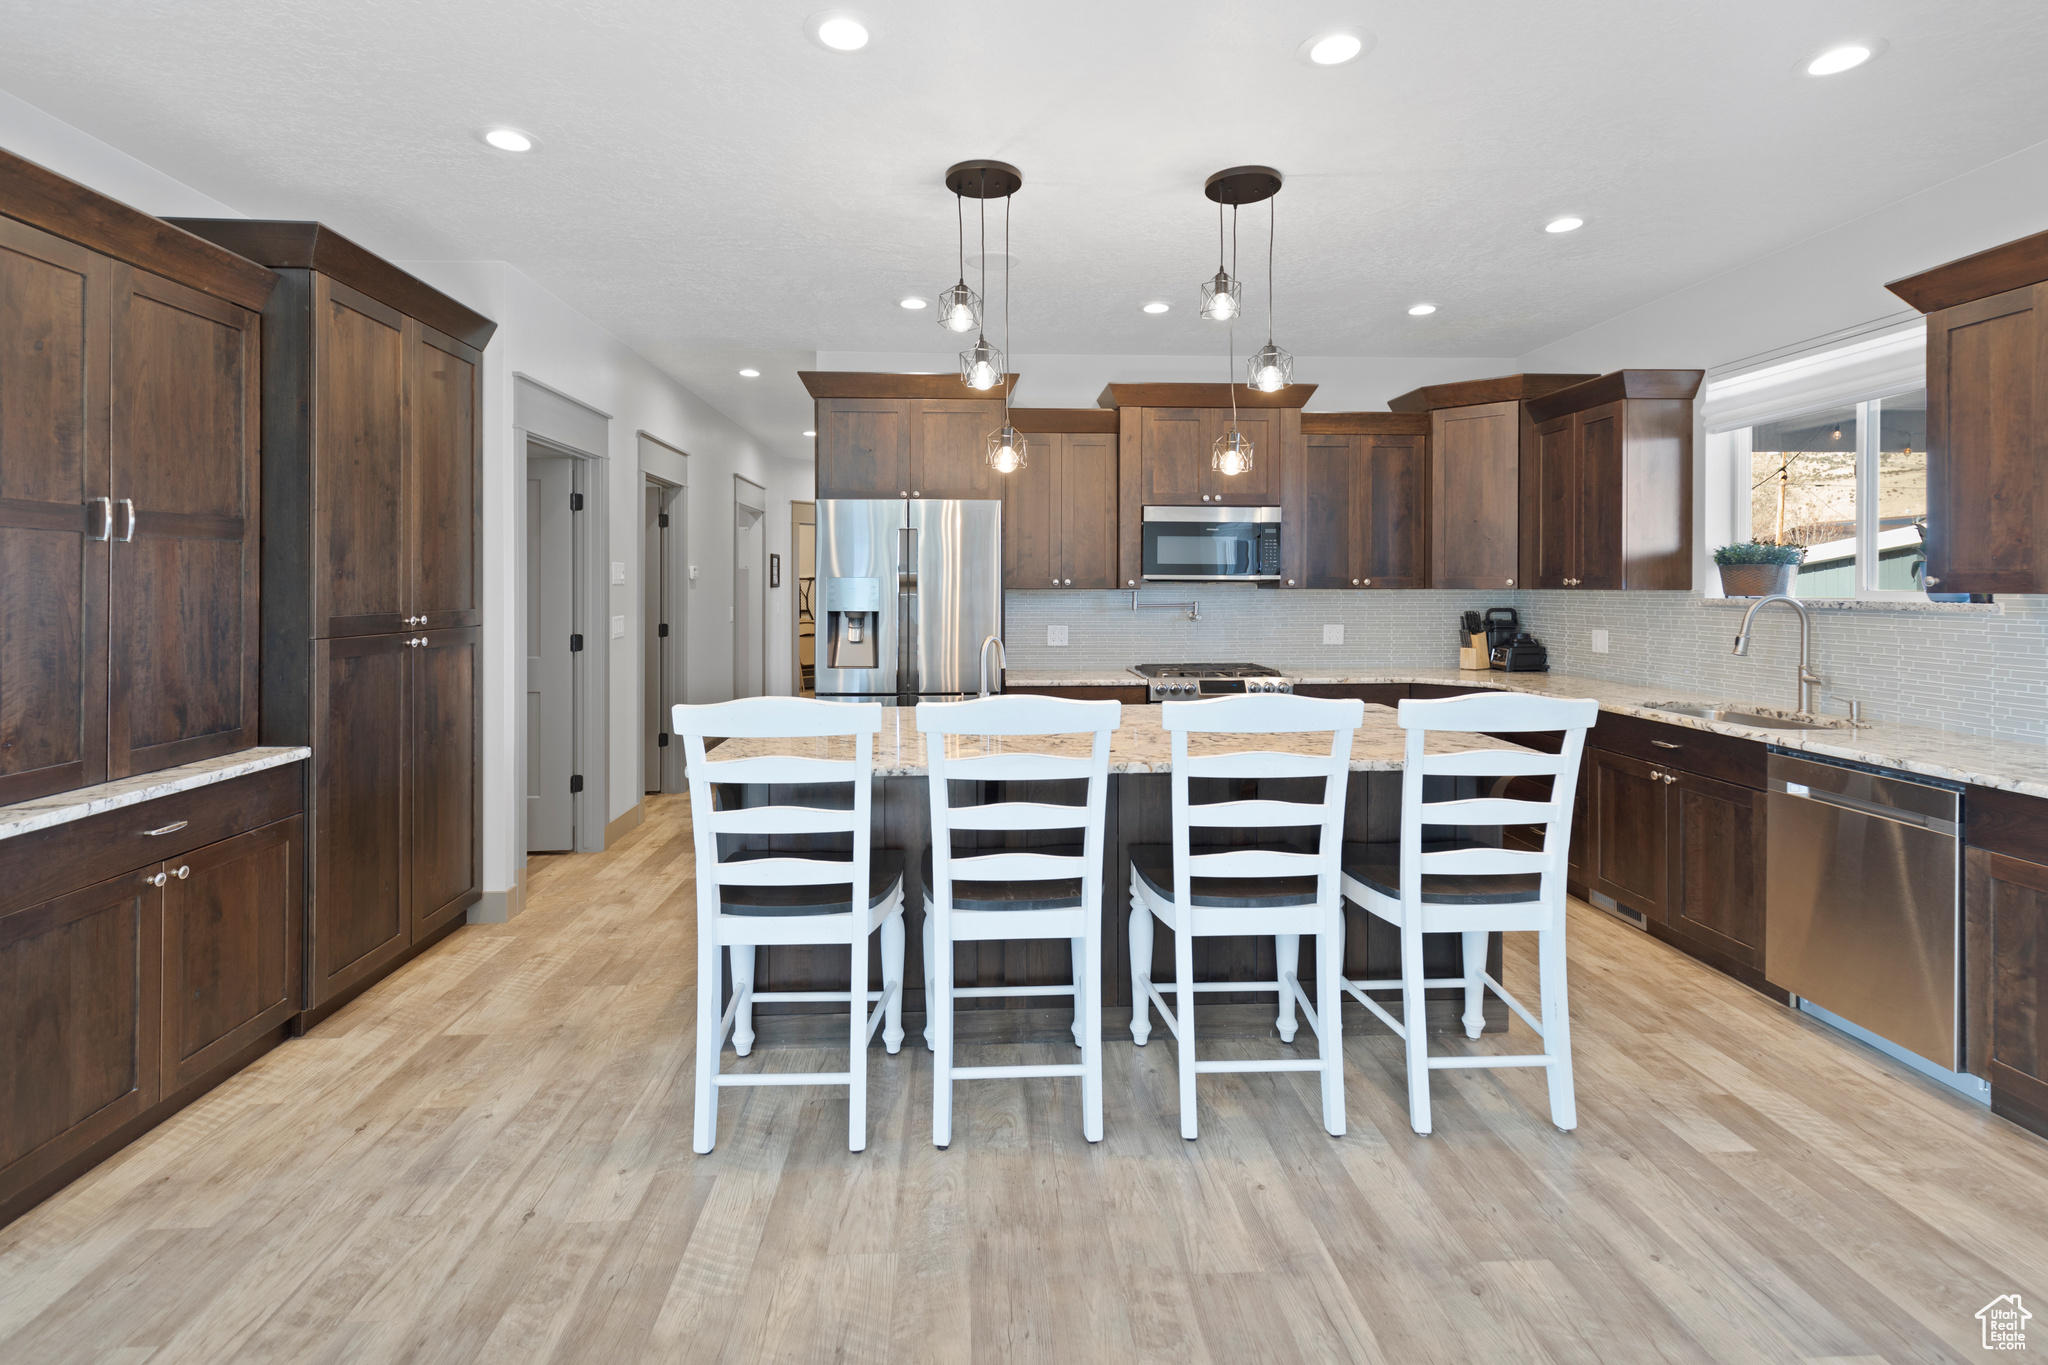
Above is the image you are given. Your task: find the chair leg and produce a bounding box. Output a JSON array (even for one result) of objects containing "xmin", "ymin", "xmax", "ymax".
[
  {"xmin": 1175, "ymin": 911, "xmax": 1198, "ymax": 1140},
  {"xmin": 1318, "ymin": 908, "xmax": 1345, "ymax": 1137},
  {"xmin": 1128, "ymin": 890, "xmax": 1153, "ymax": 1046},
  {"xmin": 1401, "ymin": 921, "xmax": 1433, "ymax": 1136},
  {"xmin": 933, "ymin": 911, "xmax": 954, "ymax": 1148},
  {"xmin": 693, "ymin": 926, "xmax": 722, "ymax": 1154},
  {"xmin": 1082, "ymin": 925, "xmax": 1104, "ymax": 1143},
  {"xmin": 922, "ymin": 912, "xmax": 936, "ymax": 1052},
  {"xmin": 730, "ymin": 945, "xmax": 756, "ymax": 1057},
  {"xmin": 1540, "ymin": 924, "xmax": 1578, "ymax": 1131},
  {"xmin": 881, "ymin": 910, "xmax": 905, "ymax": 1055},
  {"xmin": 848, "ymin": 925, "xmax": 869, "ymax": 1153},
  {"xmin": 1460, "ymin": 931, "xmax": 1487, "ymax": 1040},
  {"xmin": 1070, "ymin": 935, "xmax": 1087, "ymax": 1049},
  {"xmin": 1275, "ymin": 933, "xmax": 1301, "ymax": 1043}
]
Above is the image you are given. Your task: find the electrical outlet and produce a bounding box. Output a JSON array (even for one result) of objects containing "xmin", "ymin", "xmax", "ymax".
[
  {"xmin": 611, "ymin": 614, "xmax": 626, "ymax": 639},
  {"xmin": 1591, "ymin": 628, "xmax": 1610, "ymax": 654},
  {"xmin": 1322, "ymin": 623, "xmax": 1344, "ymax": 645},
  {"xmin": 1047, "ymin": 624, "xmax": 1069, "ymax": 647},
  {"xmin": 611, "ymin": 561, "xmax": 627, "ymax": 585}
]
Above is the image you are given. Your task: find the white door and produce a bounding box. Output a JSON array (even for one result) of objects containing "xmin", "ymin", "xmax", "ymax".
[
  {"xmin": 733, "ymin": 486, "xmax": 766, "ymax": 699},
  {"xmin": 528, "ymin": 456, "xmax": 576, "ymax": 851}
]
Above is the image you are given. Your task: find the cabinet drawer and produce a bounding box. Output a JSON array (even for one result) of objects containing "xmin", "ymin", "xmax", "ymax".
[
  {"xmin": 0, "ymin": 761, "xmax": 304, "ymax": 918},
  {"xmin": 1966, "ymin": 784, "xmax": 2048, "ymax": 865},
  {"xmin": 1593, "ymin": 712, "xmax": 1764, "ymax": 789}
]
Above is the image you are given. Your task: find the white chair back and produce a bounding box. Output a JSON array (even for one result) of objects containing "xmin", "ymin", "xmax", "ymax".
[
  {"xmin": 1161, "ymin": 693, "xmax": 1366, "ymax": 907},
  {"xmin": 1393, "ymin": 694, "xmax": 1599, "ymax": 919}
]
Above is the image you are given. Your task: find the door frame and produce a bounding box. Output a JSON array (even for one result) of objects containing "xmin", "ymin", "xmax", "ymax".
[
  {"xmin": 733, "ymin": 474, "xmax": 768, "ymax": 699},
  {"xmin": 643, "ymin": 472, "xmax": 687, "ymax": 793},
  {"xmin": 790, "ymin": 500, "xmax": 815, "ymax": 696}
]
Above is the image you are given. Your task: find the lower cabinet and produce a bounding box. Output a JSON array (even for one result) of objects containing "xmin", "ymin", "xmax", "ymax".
[
  {"xmin": 1965, "ymin": 848, "xmax": 2048, "ymax": 1140},
  {"xmin": 0, "ymin": 763, "xmax": 303, "ymax": 1227},
  {"xmin": 1586, "ymin": 749, "xmax": 1669, "ymax": 919},
  {"xmin": 1666, "ymin": 770, "xmax": 1766, "ymax": 968}
]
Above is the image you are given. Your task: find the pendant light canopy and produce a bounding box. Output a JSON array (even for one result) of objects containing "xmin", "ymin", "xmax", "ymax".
[{"xmin": 1201, "ymin": 166, "xmax": 1283, "ymax": 474}]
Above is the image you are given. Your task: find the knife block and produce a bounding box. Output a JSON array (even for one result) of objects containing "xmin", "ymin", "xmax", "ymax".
[{"xmin": 1459, "ymin": 632, "xmax": 1491, "ymax": 671}]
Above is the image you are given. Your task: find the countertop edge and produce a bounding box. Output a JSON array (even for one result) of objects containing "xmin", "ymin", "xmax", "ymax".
[{"xmin": 0, "ymin": 746, "xmax": 313, "ymax": 841}]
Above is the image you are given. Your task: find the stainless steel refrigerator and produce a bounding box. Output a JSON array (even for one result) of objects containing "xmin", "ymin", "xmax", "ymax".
[{"xmin": 815, "ymin": 499, "xmax": 1003, "ymax": 703}]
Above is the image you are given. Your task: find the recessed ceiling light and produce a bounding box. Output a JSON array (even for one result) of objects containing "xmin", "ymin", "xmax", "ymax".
[
  {"xmin": 899, "ymin": 296, "xmax": 928, "ymax": 310},
  {"xmin": 1297, "ymin": 29, "xmax": 1375, "ymax": 67},
  {"xmin": 1407, "ymin": 303, "xmax": 1437, "ymax": 316},
  {"xmin": 738, "ymin": 368, "xmax": 760, "ymax": 378},
  {"xmin": 805, "ymin": 11, "xmax": 870, "ymax": 52},
  {"xmin": 1806, "ymin": 44, "xmax": 1873, "ymax": 76},
  {"xmin": 804, "ymin": 430, "xmax": 816, "ymax": 437},
  {"xmin": 1142, "ymin": 301, "xmax": 1171, "ymax": 314},
  {"xmin": 481, "ymin": 128, "xmax": 535, "ymax": 152},
  {"xmin": 1545, "ymin": 216, "xmax": 1585, "ymax": 234}
]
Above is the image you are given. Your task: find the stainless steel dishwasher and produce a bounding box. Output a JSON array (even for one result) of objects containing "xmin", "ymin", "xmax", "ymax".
[{"xmin": 1766, "ymin": 750, "xmax": 1962, "ymax": 1070}]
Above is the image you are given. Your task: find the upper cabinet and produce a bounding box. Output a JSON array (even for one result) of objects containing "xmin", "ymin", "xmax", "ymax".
[
  {"xmin": 1887, "ymin": 229, "xmax": 2048, "ymax": 595},
  {"xmin": 1299, "ymin": 414, "xmax": 1429, "ymax": 589},
  {"xmin": 1001, "ymin": 412, "xmax": 1118, "ymax": 590},
  {"xmin": 1430, "ymin": 400, "xmax": 1526, "ymax": 590},
  {"xmin": 0, "ymin": 152, "xmax": 274, "ymax": 804},
  {"xmin": 801, "ymin": 372, "xmax": 1013, "ymax": 500}
]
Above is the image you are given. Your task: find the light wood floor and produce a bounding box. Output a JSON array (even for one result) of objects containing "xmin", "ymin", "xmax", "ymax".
[{"xmin": 3, "ymin": 794, "xmax": 2045, "ymax": 1364}]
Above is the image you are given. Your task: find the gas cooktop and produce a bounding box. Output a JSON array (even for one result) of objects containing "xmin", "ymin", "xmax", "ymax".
[{"xmin": 1128, "ymin": 662, "xmax": 1294, "ymax": 699}]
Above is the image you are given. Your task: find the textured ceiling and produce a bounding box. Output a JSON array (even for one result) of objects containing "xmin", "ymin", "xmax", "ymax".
[{"xmin": 4, "ymin": 0, "xmax": 2046, "ymax": 462}]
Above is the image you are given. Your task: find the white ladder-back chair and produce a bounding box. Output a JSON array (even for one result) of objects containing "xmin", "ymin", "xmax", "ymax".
[
  {"xmin": 1339, "ymin": 692, "xmax": 1597, "ymax": 1135},
  {"xmin": 674, "ymin": 697, "xmax": 907, "ymax": 1154},
  {"xmin": 917, "ymin": 694, "xmax": 1120, "ymax": 1146},
  {"xmin": 1129, "ymin": 693, "xmax": 1365, "ymax": 1140}
]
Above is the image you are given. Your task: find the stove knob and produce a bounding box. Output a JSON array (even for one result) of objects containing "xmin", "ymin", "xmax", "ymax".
[{"xmin": 1279, "ymin": 682, "xmax": 1292, "ymax": 692}]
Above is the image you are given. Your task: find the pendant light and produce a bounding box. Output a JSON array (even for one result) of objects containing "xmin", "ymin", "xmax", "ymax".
[
  {"xmin": 942, "ymin": 160, "xmax": 1028, "ymax": 472},
  {"xmin": 1214, "ymin": 326, "xmax": 1253, "ymax": 477},
  {"xmin": 936, "ymin": 187, "xmax": 980, "ymax": 334},
  {"xmin": 1247, "ymin": 195, "xmax": 1293, "ymax": 393},
  {"xmin": 1199, "ymin": 202, "xmax": 1242, "ymax": 322},
  {"xmin": 985, "ymin": 183, "xmax": 1026, "ymax": 472},
  {"xmin": 1201, "ymin": 167, "xmax": 1283, "ymax": 475}
]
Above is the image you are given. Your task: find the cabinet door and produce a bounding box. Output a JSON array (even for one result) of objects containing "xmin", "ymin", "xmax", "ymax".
[
  {"xmin": 1529, "ymin": 413, "xmax": 1578, "ymax": 588},
  {"xmin": 1587, "ymin": 749, "xmax": 1668, "ymax": 920},
  {"xmin": 107, "ymin": 265, "xmax": 260, "ymax": 779},
  {"xmin": 1965, "ymin": 850, "xmax": 2048, "ymax": 1129},
  {"xmin": 1357, "ymin": 432, "xmax": 1428, "ymax": 588},
  {"xmin": 412, "ymin": 627, "xmax": 480, "ymax": 940},
  {"xmin": 1059, "ymin": 432, "xmax": 1119, "ymax": 588},
  {"xmin": 1137, "ymin": 408, "xmax": 1208, "ymax": 504},
  {"xmin": 1665, "ymin": 768, "xmax": 1765, "ymax": 967},
  {"xmin": 815, "ymin": 398, "xmax": 912, "ymax": 499},
  {"xmin": 1430, "ymin": 401, "xmax": 1521, "ymax": 590},
  {"xmin": 406, "ymin": 322, "xmax": 481, "ymax": 629},
  {"xmin": 910, "ymin": 398, "xmax": 1002, "ymax": 499},
  {"xmin": 310, "ymin": 633, "xmax": 410, "ymax": 1006},
  {"xmin": 0, "ymin": 217, "xmax": 110, "ymax": 804},
  {"xmin": 160, "ymin": 819, "xmax": 302, "ymax": 1094},
  {"xmin": 1575, "ymin": 402, "xmax": 1625, "ymax": 590},
  {"xmin": 311, "ymin": 276, "xmax": 407, "ymax": 637},
  {"xmin": 1301, "ymin": 435, "xmax": 1355, "ymax": 588},
  {"xmin": 1925, "ymin": 284, "xmax": 2045, "ymax": 594},
  {"xmin": 1206, "ymin": 408, "xmax": 1278, "ymax": 504},
  {"xmin": 1001, "ymin": 433, "xmax": 1057, "ymax": 589},
  {"xmin": 0, "ymin": 868, "xmax": 161, "ymax": 1204}
]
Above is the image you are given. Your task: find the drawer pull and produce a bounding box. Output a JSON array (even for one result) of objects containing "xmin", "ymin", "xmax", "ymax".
[
  {"xmin": 1650, "ymin": 740, "xmax": 1682, "ymax": 749},
  {"xmin": 145, "ymin": 820, "xmax": 189, "ymax": 836}
]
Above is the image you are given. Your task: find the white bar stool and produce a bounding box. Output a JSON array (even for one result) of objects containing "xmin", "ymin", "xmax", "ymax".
[
  {"xmin": 1338, "ymin": 692, "xmax": 1597, "ymax": 1135},
  {"xmin": 674, "ymin": 697, "xmax": 907, "ymax": 1154},
  {"xmin": 917, "ymin": 693, "xmax": 1121, "ymax": 1146},
  {"xmin": 1128, "ymin": 693, "xmax": 1364, "ymax": 1140}
]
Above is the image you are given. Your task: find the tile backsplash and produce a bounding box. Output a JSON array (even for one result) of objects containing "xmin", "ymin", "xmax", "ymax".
[{"xmin": 1004, "ymin": 588, "xmax": 2048, "ymax": 744}]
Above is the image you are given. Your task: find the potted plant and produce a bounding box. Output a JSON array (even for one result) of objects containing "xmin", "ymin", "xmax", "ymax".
[{"xmin": 1713, "ymin": 542, "xmax": 1804, "ymax": 597}]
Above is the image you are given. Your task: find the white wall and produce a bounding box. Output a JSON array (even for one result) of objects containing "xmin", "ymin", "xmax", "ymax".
[{"xmin": 0, "ymin": 87, "xmax": 240, "ymax": 218}]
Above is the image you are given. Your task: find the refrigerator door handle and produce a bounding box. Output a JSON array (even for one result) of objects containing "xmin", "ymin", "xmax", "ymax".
[{"xmin": 897, "ymin": 524, "xmax": 919, "ymax": 697}]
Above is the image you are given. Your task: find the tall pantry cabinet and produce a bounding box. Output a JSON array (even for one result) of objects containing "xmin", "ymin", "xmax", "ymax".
[{"xmin": 169, "ymin": 221, "xmax": 495, "ymax": 1020}]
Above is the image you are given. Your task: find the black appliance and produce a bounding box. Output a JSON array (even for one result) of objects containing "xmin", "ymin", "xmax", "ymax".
[
  {"xmin": 1491, "ymin": 633, "xmax": 1549, "ymax": 672},
  {"xmin": 1140, "ymin": 506, "xmax": 1283, "ymax": 581}
]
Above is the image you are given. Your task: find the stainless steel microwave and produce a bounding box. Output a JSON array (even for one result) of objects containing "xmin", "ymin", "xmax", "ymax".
[{"xmin": 1140, "ymin": 505, "xmax": 1282, "ymax": 580}]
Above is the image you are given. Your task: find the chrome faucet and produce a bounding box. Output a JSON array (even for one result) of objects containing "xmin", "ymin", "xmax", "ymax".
[
  {"xmin": 978, "ymin": 634, "xmax": 1006, "ymax": 698},
  {"xmin": 1732, "ymin": 594, "xmax": 1822, "ymax": 714}
]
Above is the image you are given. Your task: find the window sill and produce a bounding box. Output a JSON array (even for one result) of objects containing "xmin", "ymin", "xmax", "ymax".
[{"xmin": 1695, "ymin": 596, "xmax": 2000, "ymax": 615}]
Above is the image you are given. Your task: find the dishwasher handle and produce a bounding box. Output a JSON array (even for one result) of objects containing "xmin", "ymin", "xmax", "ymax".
[{"xmin": 1773, "ymin": 781, "xmax": 1958, "ymax": 836}]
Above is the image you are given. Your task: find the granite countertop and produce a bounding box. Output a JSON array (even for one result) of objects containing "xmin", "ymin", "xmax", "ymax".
[
  {"xmin": 1004, "ymin": 666, "xmax": 2048, "ymax": 799},
  {"xmin": 0, "ymin": 746, "xmax": 312, "ymax": 841},
  {"xmin": 712, "ymin": 703, "xmax": 1522, "ymax": 777}
]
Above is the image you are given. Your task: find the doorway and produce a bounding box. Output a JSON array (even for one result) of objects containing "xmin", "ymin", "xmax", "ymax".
[
  {"xmin": 526, "ymin": 449, "xmax": 578, "ymax": 852},
  {"xmin": 644, "ymin": 474, "xmax": 685, "ymax": 793},
  {"xmin": 791, "ymin": 501, "xmax": 815, "ymax": 696},
  {"xmin": 733, "ymin": 476, "xmax": 767, "ymax": 699}
]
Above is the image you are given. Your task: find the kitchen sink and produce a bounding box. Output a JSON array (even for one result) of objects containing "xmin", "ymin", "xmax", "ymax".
[{"xmin": 1639, "ymin": 701, "xmax": 1854, "ymax": 731}]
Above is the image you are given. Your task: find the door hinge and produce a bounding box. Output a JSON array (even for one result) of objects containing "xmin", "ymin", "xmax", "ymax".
[
  {"xmin": 657, "ymin": 622, "xmax": 669, "ymax": 637},
  {"xmin": 570, "ymin": 774, "xmax": 584, "ymax": 794},
  {"xmin": 658, "ymin": 512, "xmax": 669, "ymax": 527},
  {"xmin": 570, "ymin": 492, "xmax": 585, "ymax": 511},
  {"xmin": 569, "ymin": 633, "xmax": 584, "ymax": 652},
  {"xmin": 657, "ymin": 732, "xmax": 669, "ymax": 748}
]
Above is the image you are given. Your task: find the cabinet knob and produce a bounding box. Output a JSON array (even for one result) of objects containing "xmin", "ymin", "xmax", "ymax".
[
  {"xmin": 1506, "ymin": 578, "xmax": 1515, "ymax": 586},
  {"xmin": 1126, "ymin": 579, "xmax": 1135, "ymax": 588},
  {"xmin": 1650, "ymin": 769, "xmax": 1663, "ymax": 781},
  {"xmin": 1286, "ymin": 578, "xmax": 1295, "ymax": 587},
  {"xmin": 912, "ymin": 490, "xmax": 921, "ymax": 497},
  {"xmin": 150, "ymin": 871, "xmax": 167, "ymax": 888},
  {"xmin": 1361, "ymin": 578, "xmax": 1371, "ymax": 586},
  {"xmin": 1064, "ymin": 579, "xmax": 1072, "ymax": 586},
  {"xmin": 1925, "ymin": 576, "xmax": 1941, "ymax": 586},
  {"xmin": 1663, "ymin": 773, "xmax": 1678, "ymax": 785},
  {"xmin": 1201, "ymin": 494, "xmax": 1211, "ymax": 502},
  {"xmin": 173, "ymin": 865, "xmax": 189, "ymax": 880},
  {"xmin": 1351, "ymin": 579, "xmax": 1359, "ymax": 586},
  {"xmin": 1052, "ymin": 578, "xmax": 1059, "ymax": 586}
]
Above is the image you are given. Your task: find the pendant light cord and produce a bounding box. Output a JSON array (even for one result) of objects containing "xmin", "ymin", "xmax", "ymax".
[
  {"xmin": 956, "ymin": 190, "xmax": 965, "ymax": 286},
  {"xmin": 1003, "ymin": 191, "xmax": 1012, "ymax": 424},
  {"xmin": 1267, "ymin": 198, "xmax": 1275, "ymax": 344},
  {"xmin": 976, "ymin": 170, "xmax": 988, "ymax": 346},
  {"xmin": 1230, "ymin": 204, "xmax": 1240, "ymax": 430}
]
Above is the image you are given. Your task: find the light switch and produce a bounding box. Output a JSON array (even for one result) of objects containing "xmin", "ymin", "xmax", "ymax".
[
  {"xmin": 1591, "ymin": 628, "xmax": 1609, "ymax": 654},
  {"xmin": 1322, "ymin": 624, "xmax": 1344, "ymax": 645},
  {"xmin": 611, "ymin": 614, "xmax": 626, "ymax": 639},
  {"xmin": 611, "ymin": 561, "xmax": 627, "ymax": 585},
  {"xmin": 1048, "ymin": 625, "xmax": 1069, "ymax": 647}
]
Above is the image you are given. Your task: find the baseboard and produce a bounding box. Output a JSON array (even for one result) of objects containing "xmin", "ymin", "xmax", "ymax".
[
  {"xmin": 603, "ymin": 803, "xmax": 645, "ymax": 845},
  {"xmin": 1646, "ymin": 919, "xmax": 1788, "ymax": 1003},
  {"xmin": 470, "ymin": 863, "xmax": 528, "ymax": 924},
  {"xmin": 293, "ymin": 914, "xmax": 468, "ymax": 1033}
]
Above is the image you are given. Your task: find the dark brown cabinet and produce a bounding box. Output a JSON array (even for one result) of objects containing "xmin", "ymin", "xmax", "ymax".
[
  {"xmin": 1586, "ymin": 748, "xmax": 1669, "ymax": 920},
  {"xmin": 1430, "ymin": 401, "xmax": 1524, "ymax": 590},
  {"xmin": 169, "ymin": 220, "xmax": 492, "ymax": 1018},
  {"xmin": 1133, "ymin": 406, "xmax": 1282, "ymax": 507},
  {"xmin": 0, "ymin": 169, "xmax": 270, "ymax": 806},
  {"xmin": 1300, "ymin": 422, "xmax": 1429, "ymax": 589},
  {"xmin": 1666, "ymin": 770, "xmax": 1766, "ymax": 967},
  {"xmin": 1522, "ymin": 373, "xmax": 1698, "ymax": 591},
  {"xmin": 813, "ymin": 397, "xmax": 913, "ymax": 500},
  {"xmin": 1965, "ymin": 848, "xmax": 2048, "ymax": 1139},
  {"xmin": 1000, "ymin": 423, "xmax": 1118, "ymax": 589},
  {"xmin": 805, "ymin": 382, "xmax": 1006, "ymax": 500}
]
